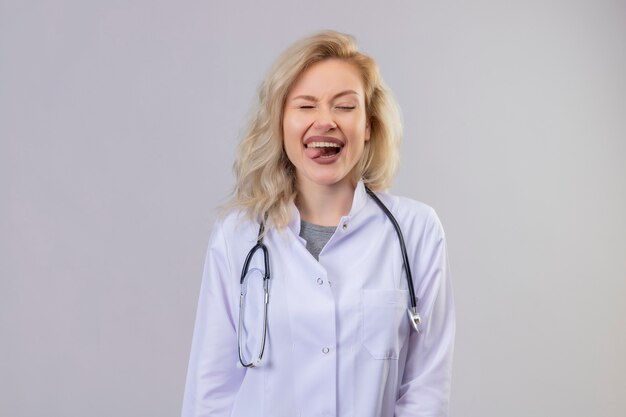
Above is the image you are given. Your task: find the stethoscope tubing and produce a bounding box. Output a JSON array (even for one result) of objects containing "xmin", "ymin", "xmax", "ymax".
[
  {"xmin": 364, "ymin": 187, "xmax": 418, "ymax": 312},
  {"xmin": 238, "ymin": 222, "xmax": 270, "ymax": 368},
  {"xmin": 238, "ymin": 187, "xmax": 421, "ymax": 367}
]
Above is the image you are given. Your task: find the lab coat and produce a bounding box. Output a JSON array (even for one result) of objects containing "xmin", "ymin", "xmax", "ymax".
[{"xmin": 182, "ymin": 181, "xmax": 455, "ymax": 417}]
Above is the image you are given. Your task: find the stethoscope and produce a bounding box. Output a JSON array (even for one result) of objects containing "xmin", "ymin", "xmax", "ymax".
[{"xmin": 238, "ymin": 187, "xmax": 421, "ymax": 368}]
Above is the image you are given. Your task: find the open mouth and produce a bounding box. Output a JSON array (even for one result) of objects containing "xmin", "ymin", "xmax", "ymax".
[{"xmin": 304, "ymin": 141, "xmax": 343, "ymax": 159}]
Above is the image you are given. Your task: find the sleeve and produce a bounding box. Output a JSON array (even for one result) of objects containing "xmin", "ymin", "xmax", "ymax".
[
  {"xmin": 395, "ymin": 208, "xmax": 456, "ymax": 417},
  {"xmin": 181, "ymin": 222, "xmax": 246, "ymax": 417}
]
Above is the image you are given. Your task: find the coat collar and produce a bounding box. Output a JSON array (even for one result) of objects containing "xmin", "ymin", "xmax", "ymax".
[{"xmin": 287, "ymin": 179, "xmax": 368, "ymax": 235}]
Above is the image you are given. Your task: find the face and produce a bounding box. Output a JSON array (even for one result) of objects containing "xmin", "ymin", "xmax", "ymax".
[{"xmin": 282, "ymin": 59, "xmax": 370, "ymax": 193}]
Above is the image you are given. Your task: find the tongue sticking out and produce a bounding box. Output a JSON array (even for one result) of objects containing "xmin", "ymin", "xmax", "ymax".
[
  {"xmin": 304, "ymin": 146, "xmax": 323, "ymax": 159},
  {"xmin": 304, "ymin": 146, "xmax": 341, "ymax": 159}
]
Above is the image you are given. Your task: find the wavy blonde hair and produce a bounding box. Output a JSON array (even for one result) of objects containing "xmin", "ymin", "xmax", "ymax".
[{"xmin": 227, "ymin": 30, "xmax": 402, "ymax": 229}]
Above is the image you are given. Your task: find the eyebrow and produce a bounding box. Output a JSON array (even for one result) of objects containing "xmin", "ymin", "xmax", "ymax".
[{"xmin": 291, "ymin": 90, "xmax": 359, "ymax": 102}]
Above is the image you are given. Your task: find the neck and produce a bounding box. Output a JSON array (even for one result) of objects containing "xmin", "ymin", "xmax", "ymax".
[{"xmin": 295, "ymin": 179, "xmax": 357, "ymax": 227}]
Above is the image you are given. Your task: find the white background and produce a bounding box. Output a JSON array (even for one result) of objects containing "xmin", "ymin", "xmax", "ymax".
[{"xmin": 2, "ymin": 1, "xmax": 625, "ymax": 416}]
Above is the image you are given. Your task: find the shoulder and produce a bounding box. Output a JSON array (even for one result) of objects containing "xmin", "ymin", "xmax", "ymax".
[
  {"xmin": 207, "ymin": 209, "xmax": 261, "ymax": 253},
  {"xmin": 373, "ymin": 191, "xmax": 445, "ymax": 243}
]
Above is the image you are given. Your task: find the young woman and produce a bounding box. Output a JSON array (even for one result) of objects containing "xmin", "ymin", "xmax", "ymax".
[{"xmin": 182, "ymin": 31, "xmax": 455, "ymax": 417}]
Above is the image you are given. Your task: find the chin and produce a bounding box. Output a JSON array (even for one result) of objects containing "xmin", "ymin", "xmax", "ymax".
[{"xmin": 308, "ymin": 173, "xmax": 353, "ymax": 188}]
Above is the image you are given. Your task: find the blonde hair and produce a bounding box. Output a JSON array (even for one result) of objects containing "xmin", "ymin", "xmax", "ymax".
[{"xmin": 227, "ymin": 30, "xmax": 402, "ymax": 229}]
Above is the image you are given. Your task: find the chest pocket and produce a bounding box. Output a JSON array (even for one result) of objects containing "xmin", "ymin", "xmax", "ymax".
[{"xmin": 362, "ymin": 289, "xmax": 410, "ymax": 360}]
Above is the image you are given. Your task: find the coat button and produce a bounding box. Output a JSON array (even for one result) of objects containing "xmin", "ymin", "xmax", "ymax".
[
  {"xmin": 342, "ymin": 223, "xmax": 348, "ymax": 230},
  {"xmin": 322, "ymin": 347, "xmax": 330, "ymax": 354},
  {"xmin": 317, "ymin": 277, "xmax": 324, "ymax": 285}
]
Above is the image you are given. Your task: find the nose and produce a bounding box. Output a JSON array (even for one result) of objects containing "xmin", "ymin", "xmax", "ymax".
[{"xmin": 313, "ymin": 108, "xmax": 337, "ymax": 131}]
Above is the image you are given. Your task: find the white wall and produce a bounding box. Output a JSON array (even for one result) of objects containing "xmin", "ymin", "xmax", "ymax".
[{"xmin": 2, "ymin": 1, "xmax": 625, "ymax": 416}]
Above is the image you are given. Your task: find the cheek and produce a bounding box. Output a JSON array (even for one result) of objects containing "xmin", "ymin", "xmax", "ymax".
[
  {"xmin": 282, "ymin": 116, "xmax": 302, "ymax": 156},
  {"xmin": 283, "ymin": 115, "xmax": 302, "ymax": 142},
  {"xmin": 364, "ymin": 120, "xmax": 371, "ymax": 141},
  {"xmin": 343, "ymin": 112, "xmax": 367, "ymax": 133},
  {"xmin": 285, "ymin": 113, "xmax": 309, "ymax": 132}
]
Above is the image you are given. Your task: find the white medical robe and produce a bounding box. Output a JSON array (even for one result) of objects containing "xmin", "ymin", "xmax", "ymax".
[{"xmin": 182, "ymin": 181, "xmax": 455, "ymax": 417}]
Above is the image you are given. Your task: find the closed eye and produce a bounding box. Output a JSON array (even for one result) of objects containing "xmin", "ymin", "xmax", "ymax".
[
  {"xmin": 336, "ymin": 106, "xmax": 356, "ymax": 110},
  {"xmin": 299, "ymin": 105, "xmax": 315, "ymax": 109}
]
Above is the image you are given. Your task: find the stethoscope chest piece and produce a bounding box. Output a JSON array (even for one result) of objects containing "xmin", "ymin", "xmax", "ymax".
[{"xmin": 407, "ymin": 307, "xmax": 421, "ymax": 333}]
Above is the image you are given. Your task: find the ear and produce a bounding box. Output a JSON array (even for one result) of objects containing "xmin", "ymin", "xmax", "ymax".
[{"xmin": 365, "ymin": 118, "xmax": 371, "ymax": 141}]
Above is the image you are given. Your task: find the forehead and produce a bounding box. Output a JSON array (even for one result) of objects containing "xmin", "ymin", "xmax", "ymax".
[{"xmin": 287, "ymin": 59, "xmax": 364, "ymax": 98}]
